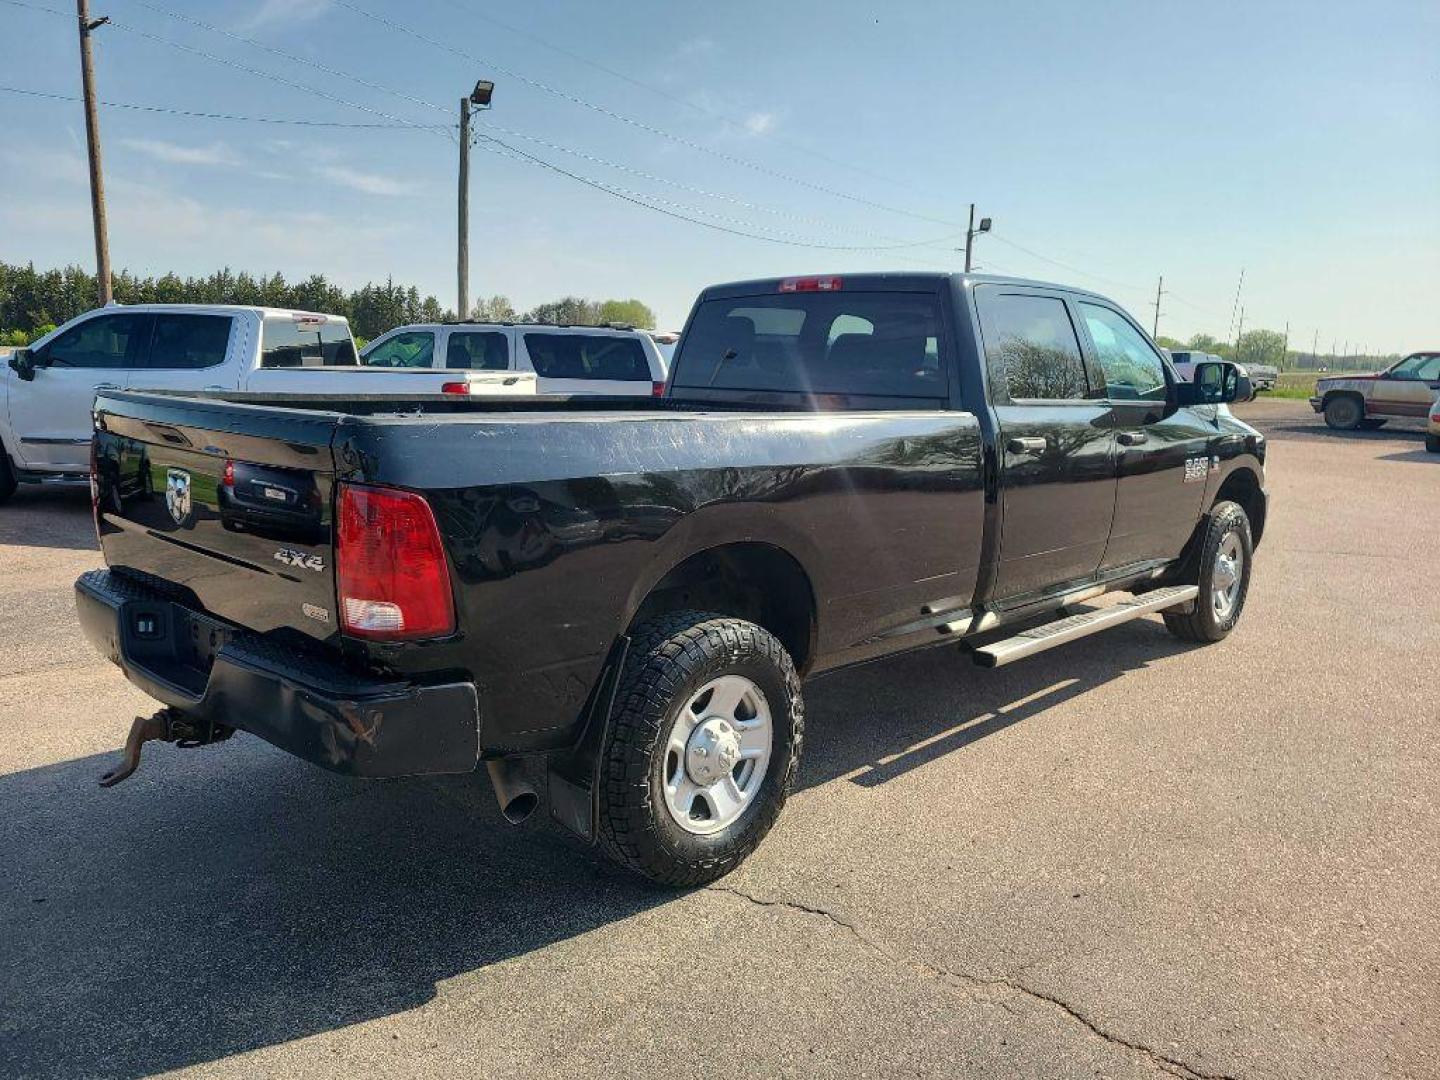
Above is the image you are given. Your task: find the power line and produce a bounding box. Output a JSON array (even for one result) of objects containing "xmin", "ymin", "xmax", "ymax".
[
  {"xmin": 433, "ymin": 0, "xmax": 945, "ymax": 201},
  {"xmin": 0, "ymin": 85, "xmax": 431, "ymax": 128},
  {"xmin": 330, "ymin": 0, "xmax": 964, "ymax": 230}
]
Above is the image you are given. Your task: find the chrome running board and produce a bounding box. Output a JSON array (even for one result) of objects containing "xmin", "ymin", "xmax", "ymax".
[{"xmin": 972, "ymin": 585, "xmax": 1199, "ymax": 668}]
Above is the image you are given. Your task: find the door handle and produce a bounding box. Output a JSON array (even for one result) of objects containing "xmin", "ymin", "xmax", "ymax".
[
  {"xmin": 1006, "ymin": 436, "xmax": 1047, "ymax": 455},
  {"xmin": 1118, "ymin": 431, "xmax": 1148, "ymax": 446}
]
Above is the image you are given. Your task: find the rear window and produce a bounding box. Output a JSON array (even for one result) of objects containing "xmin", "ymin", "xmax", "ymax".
[
  {"xmin": 260, "ymin": 315, "xmax": 356, "ymax": 367},
  {"xmin": 523, "ymin": 333, "xmax": 650, "ymax": 381},
  {"xmin": 671, "ymin": 292, "xmax": 945, "ymax": 400}
]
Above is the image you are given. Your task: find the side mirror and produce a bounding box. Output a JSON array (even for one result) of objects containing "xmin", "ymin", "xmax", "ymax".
[
  {"xmin": 1176, "ymin": 361, "xmax": 1249, "ymax": 406},
  {"xmin": 8, "ymin": 347, "xmax": 36, "ymax": 381}
]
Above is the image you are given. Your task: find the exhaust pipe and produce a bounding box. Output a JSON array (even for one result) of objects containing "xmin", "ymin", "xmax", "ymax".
[{"xmin": 486, "ymin": 758, "xmax": 539, "ymax": 825}]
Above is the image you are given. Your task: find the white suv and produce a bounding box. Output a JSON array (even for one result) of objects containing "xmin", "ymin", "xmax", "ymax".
[{"xmin": 360, "ymin": 322, "xmax": 668, "ymax": 397}]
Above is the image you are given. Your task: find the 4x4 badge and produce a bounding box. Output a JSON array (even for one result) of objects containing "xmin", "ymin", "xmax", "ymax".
[{"xmin": 274, "ymin": 548, "xmax": 325, "ymax": 573}]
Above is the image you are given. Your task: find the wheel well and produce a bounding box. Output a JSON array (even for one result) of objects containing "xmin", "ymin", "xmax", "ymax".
[
  {"xmin": 1215, "ymin": 468, "xmax": 1265, "ymax": 546},
  {"xmin": 1321, "ymin": 389, "xmax": 1364, "ymax": 411},
  {"xmin": 629, "ymin": 543, "xmax": 817, "ymax": 673}
]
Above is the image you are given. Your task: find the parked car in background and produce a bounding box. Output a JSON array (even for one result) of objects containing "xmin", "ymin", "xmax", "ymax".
[
  {"xmin": 0, "ymin": 304, "xmax": 531, "ymax": 503},
  {"xmin": 1310, "ymin": 351, "xmax": 1440, "ymax": 430},
  {"xmin": 1427, "ymin": 395, "xmax": 1439, "ymax": 453},
  {"xmin": 1242, "ymin": 363, "xmax": 1278, "ymax": 393},
  {"xmin": 359, "ymin": 321, "xmax": 668, "ymax": 397},
  {"xmin": 649, "ymin": 329, "xmax": 682, "ymax": 367},
  {"xmin": 1168, "ymin": 350, "xmax": 1259, "ymax": 402}
]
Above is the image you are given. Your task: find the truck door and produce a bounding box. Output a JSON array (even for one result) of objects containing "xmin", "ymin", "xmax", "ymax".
[
  {"xmin": 974, "ymin": 286, "xmax": 1117, "ymax": 601},
  {"xmin": 1368, "ymin": 353, "xmax": 1440, "ymax": 417},
  {"xmin": 1073, "ymin": 301, "xmax": 1206, "ymax": 571},
  {"xmin": 8, "ymin": 311, "xmax": 152, "ymax": 472}
]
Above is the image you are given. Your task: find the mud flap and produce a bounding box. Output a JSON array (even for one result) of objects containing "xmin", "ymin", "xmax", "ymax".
[{"xmin": 546, "ymin": 636, "xmax": 629, "ymax": 843}]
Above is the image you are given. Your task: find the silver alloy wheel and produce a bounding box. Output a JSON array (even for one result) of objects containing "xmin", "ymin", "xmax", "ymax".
[
  {"xmin": 662, "ymin": 674, "xmax": 773, "ymax": 836},
  {"xmin": 1211, "ymin": 530, "xmax": 1244, "ymax": 620}
]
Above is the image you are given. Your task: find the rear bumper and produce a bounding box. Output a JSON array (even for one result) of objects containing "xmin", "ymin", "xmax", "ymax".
[
  {"xmin": 1308, "ymin": 396, "xmax": 1322, "ymax": 412},
  {"xmin": 75, "ymin": 569, "xmax": 480, "ymax": 777}
]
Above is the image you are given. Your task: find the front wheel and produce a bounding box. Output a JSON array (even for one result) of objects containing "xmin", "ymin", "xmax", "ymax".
[
  {"xmin": 1164, "ymin": 500, "xmax": 1254, "ymax": 643},
  {"xmin": 1323, "ymin": 395, "xmax": 1364, "ymax": 431},
  {"xmin": 597, "ymin": 611, "xmax": 803, "ymax": 887}
]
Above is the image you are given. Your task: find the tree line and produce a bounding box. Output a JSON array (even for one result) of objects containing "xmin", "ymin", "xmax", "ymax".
[
  {"xmin": 1154, "ymin": 330, "xmax": 1394, "ymax": 371},
  {"xmin": 0, "ymin": 262, "xmax": 656, "ymax": 346}
]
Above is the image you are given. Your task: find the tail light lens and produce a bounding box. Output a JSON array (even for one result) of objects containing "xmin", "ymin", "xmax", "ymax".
[
  {"xmin": 651, "ymin": 380, "xmax": 666, "ymax": 398},
  {"xmin": 336, "ymin": 483, "xmax": 455, "ymax": 641},
  {"xmin": 779, "ymin": 275, "xmax": 842, "ymax": 293},
  {"xmin": 222, "ymin": 459, "xmax": 235, "ymax": 488},
  {"xmin": 441, "ymin": 381, "xmax": 469, "ymax": 395}
]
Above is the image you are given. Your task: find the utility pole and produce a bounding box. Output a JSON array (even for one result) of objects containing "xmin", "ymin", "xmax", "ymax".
[
  {"xmin": 1281, "ymin": 321, "xmax": 1289, "ymax": 371},
  {"xmin": 1235, "ymin": 306, "xmax": 1245, "ymax": 354},
  {"xmin": 457, "ymin": 97, "xmax": 470, "ymax": 320},
  {"xmin": 1150, "ymin": 274, "xmax": 1165, "ymax": 338},
  {"xmin": 962, "ymin": 203, "xmax": 991, "ymax": 273},
  {"xmin": 456, "ymin": 80, "xmax": 494, "ymax": 321},
  {"xmin": 1311, "ymin": 329, "xmax": 1319, "ymax": 369},
  {"xmin": 1227, "ymin": 268, "xmax": 1245, "ymax": 343},
  {"xmin": 77, "ymin": 0, "xmax": 112, "ymax": 306}
]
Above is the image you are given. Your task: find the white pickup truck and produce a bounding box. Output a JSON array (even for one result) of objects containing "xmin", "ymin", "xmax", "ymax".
[
  {"xmin": 359, "ymin": 321, "xmax": 668, "ymax": 397},
  {"xmin": 1, "ymin": 304, "xmax": 534, "ymax": 502}
]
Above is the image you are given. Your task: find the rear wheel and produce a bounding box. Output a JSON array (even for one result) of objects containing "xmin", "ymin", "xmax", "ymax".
[
  {"xmin": 597, "ymin": 611, "xmax": 803, "ymax": 887},
  {"xmin": 1323, "ymin": 395, "xmax": 1364, "ymax": 431},
  {"xmin": 0, "ymin": 453, "xmax": 16, "ymax": 506},
  {"xmin": 1164, "ymin": 501, "xmax": 1253, "ymax": 644}
]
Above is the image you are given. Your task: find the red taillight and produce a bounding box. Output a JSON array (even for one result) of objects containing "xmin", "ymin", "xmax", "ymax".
[
  {"xmin": 336, "ymin": 483, "xmax": 455, "ymax": 641},
  {"xmin": 779, "ymin": 275, "xmax": 842, "ymax": 293},
  {"xmin": 222, "ymin": 459, "xmax": 235, "ymax": 488},
  {"xmin": 441, "ymin": 381, "xmax": 469, "ymax": 395},
  {"xmin": 651, "ymin": 380, "xmax": 666, "ymax": 398}
]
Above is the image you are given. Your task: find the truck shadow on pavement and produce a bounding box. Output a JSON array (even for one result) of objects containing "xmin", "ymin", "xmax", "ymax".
[{"xmin": 0, "ymin": 618, "xmax": 1198, "ymax": 1078}]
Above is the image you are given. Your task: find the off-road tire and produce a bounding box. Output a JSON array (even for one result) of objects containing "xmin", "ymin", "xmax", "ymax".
[
  {"xmin": 597, "ymin": 611, "xmax": 803, "ymax": 887},
  {"xmin": 1427, "ymin": 434, "xmax": 1440, "ymax": 454},
  {"xmin": 1323, "ymin": 395, "xmax": 1364, "ymax": 431},
  {"xmin": 0, "ymin": 453, "xmax": 16, "ymax": 505},
  {"xmin": 1163, "ymin": 500, "xmax": 1253, "ymax": 643}
]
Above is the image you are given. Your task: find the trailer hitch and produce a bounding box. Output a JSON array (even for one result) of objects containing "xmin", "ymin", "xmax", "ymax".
[{"xmin": 98, "ymin": 707, "xmax": 234, "ymax": 788}]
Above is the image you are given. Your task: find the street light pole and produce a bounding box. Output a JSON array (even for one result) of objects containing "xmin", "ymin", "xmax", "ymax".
[
  {"xmin": 457, "ymin": 96, "xmax": 470, "ymax": 320},
  {"xmin": 456, "ymin": 80, "xmax": 494, "ymax": 321},
  {"xmin": 961, "ymin": 203, "xmax": 991, "ymax": 273},
  {"xmin": 77, "ymin": 0, "xmax": 112, "ymax": 306}
]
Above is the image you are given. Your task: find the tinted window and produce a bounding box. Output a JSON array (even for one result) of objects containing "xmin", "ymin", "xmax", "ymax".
[
  {"xmin": 1079, "ymin": 303, "xmax": 1167, "ymax": 401},
  {"xmin": 144, "ymin": 313, "xmax": 231, "ymax": 369},
  {"xmin": 363, "ymin": 331, "xmax": 434, "ymax": 368},
  {"xmin": 43, "ymin": 313, "xmax": 150, "ymax": 369},
  {"xmin": 980, "ymin": 293, "xmax": 1089, "ymax": 400},
  {"xmin": 446, "ymin": 331, "xmax": 509, "ymax": 370},
  {"xmin": 523, "ymin": 333, "xmax": 650, "ymax": 381},
  {"xmin": 671, "ymin": 292, "xmax": 945, "ymax": 399},
  {"xmin": 260, "ymin": 315, "xmax": 356, "ymax": 367}
]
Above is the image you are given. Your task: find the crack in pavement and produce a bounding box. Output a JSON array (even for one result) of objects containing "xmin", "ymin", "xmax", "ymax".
[{"xmin": 707, "ymin": 884, "xmax": 1241, "ymax": 1080}]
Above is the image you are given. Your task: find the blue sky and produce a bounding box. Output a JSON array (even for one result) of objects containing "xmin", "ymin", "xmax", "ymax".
[{"xmin": 1, "ymin": 0, "xmax": 1436, "ymax": 352}]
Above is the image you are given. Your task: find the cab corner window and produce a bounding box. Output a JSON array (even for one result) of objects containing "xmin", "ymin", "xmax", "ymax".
[
  {"xmin": 980, "ymin": 293, "xmax": 1089, "ymax": 401},
  {"xmin": 1078, "ymin": 303, "xmax": 1167, "ymax": 402}
]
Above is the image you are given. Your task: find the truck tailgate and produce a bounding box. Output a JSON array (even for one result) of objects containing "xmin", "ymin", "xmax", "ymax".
[{"xmin": 93, "ymin": 390, "xmax": 342, "ymax": 643}]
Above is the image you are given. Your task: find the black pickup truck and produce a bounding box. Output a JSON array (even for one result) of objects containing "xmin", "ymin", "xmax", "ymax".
[{"xmin": 77, "ymin": 273, "xmax": 1267, "ymax": 885}]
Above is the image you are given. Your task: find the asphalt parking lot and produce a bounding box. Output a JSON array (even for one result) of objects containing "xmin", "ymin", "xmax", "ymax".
[{"xmin": 1, "ymin": 399, "xmax": 1436, "ymax": 1080}]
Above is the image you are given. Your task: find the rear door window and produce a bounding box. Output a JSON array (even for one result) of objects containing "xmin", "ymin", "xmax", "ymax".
[
  {"xmin": 260, "ymin": 315, "xmax": 357, "ymax": 367},
  {"xmin": 523, "ymin": 333, "xmax": 651, "ymax": 381},
  {"xmin": 142, "ymin": 313, "xmax": 232, "ymax": 369},
  {"xmin": 671, "ymin": 292, "xmax": 945, "ymax": 401},
  {"xmin": 446, "ymin": 331, "xmax": 509, "ymax": 370},
  {"xmin": 363, "ymin": 331, "xmax": 435, "ymax": 368},
  {"xmin": 975, "ymin": 291, "xmax": 1091, "ymax": 401},
  {"xmin": 42, "ymin": 313, "xmax": 152, "ymax": 369}
]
